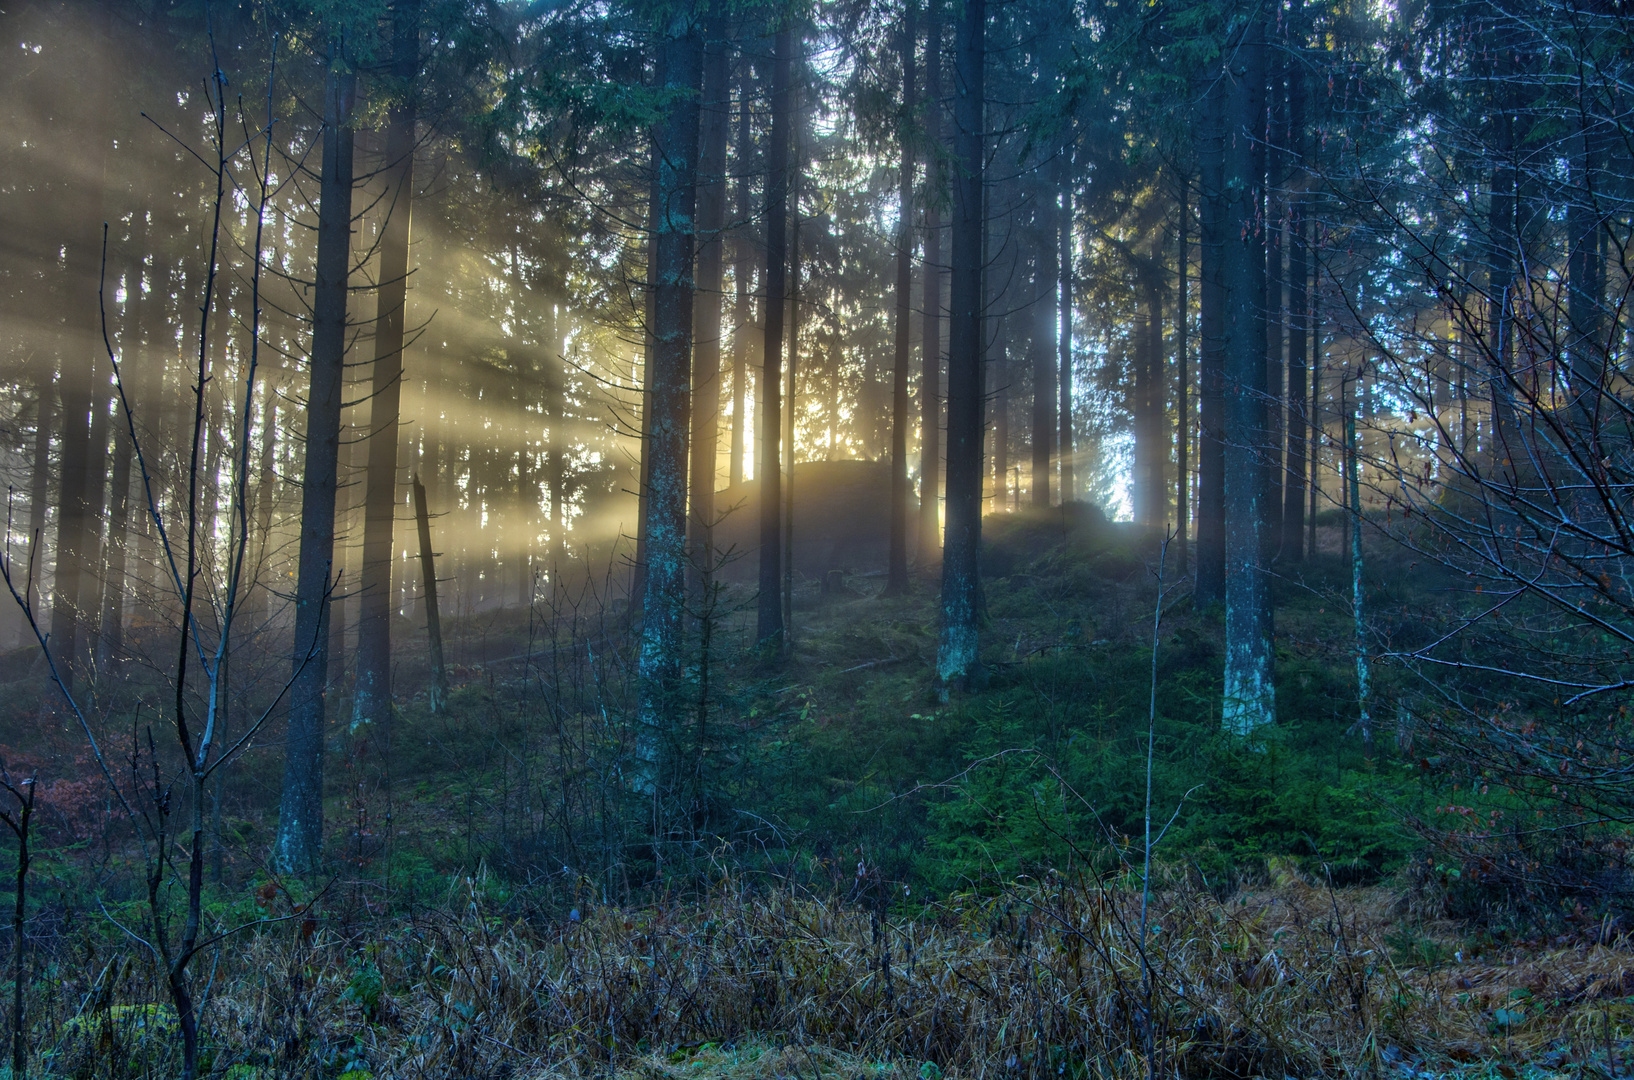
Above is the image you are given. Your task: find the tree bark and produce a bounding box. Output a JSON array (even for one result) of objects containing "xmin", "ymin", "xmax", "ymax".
[
  {"xmin": 1058, "ymin": 155, "xmax": 1074, "ymax": 505},
  {"xmin": 757, "ymin": 25, "xmax": 792, "ymax": 649},
  {"xmin": 1262, "ymin": 46, "xmax": 1285, "ymax": 557},
  {"xmin": 636, "ymin": 17, "xmax": 703, "ymax": 786},
  {"xmin": 689, "ymin": 21, "xmax": 729, "ymax": 603},
  {"xmin": 782, "ymin": 104, "xmax": 803, "ymax": 640},
  {"xmin": 1567, "ymin": 113, "xmax": 1605, "ymax": 435},
  {"xmin": 1193, "ymin": 73, "xmax": 1227, "ymax": 608},
  {"xmin": 729, "ymin": 57, "xmax": 754, "ymax": 491},
  {"xmin": 633, "ymin": 147, "xmax": 660, "ymax": 612},
  {"xmin": 918, "ymin": 2, "xmax": 943, "ymax": 564},
  {"xmin": 353, "ymin": 0, "xmax": 420, "ymax": 731},
  {"xmin": 1031, "ymin": 169, "xmax": 1057, "ymax": 508},
  {"xmin": 1486, "ymin": 37, "xmax": 1521, "ymax": 469},
  {"xmin": 887, "ymin": 2, "xmax": 917, "ymax": 594},
  {"xmin": 1308, "ymin": 281, "xmax": 1320, "ymax": 557},
  {"xmin": 1176, "ymin": 173, "xmax": 1190, "ymax": 573},
  {"xmin": 1137, "ymin": 272, "xmax": 1164, "ymax": 527},
  {"xmin": 1281, "ymin": 7, "xmax": 1307, "ymax": 562},
  {"xmin": 936, "ymin": 0, "xmax": 985, "ymax": 694},
  {"xmin": 412, "ymin": 473, "xmax": 447, "ymax": 712},
  {"xmin": 993, "ymin": 321, "xmax": 1010, "ymax": 508},
  {"xmin": 275, "ymin": 52, "xmax": 356, "ymax": 873},
  {"xmin": 1221, "ymin": 19, "xmax": 1275, "ymax": 736}
]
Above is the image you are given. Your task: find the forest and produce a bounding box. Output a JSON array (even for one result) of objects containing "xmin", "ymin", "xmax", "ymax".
[{"xmin": 1, "ymin": 0, "xmax": 1632, "ymax": 1075}]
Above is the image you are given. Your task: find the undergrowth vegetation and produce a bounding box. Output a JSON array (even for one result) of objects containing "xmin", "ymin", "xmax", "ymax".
[
  {"xmin": 3, "ymin": 508, "xmax": 1631, "ymax": 1076},
  {"xmin": 30, "ymin": 872, "xmax": 1634, "ymax": 1079}
]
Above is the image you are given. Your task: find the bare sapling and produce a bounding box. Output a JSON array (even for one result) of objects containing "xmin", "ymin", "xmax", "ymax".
[
  {"xmin": 0, "ymin": 30, "xmax": 327, "ymax": 1080},
  {"xmin": 1137, "ymin": 527, "xmax": 1198, "ymax": 1080}
]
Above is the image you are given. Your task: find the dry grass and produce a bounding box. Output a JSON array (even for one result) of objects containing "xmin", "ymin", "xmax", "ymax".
[{"xmin": 40, "ymin": 872, "xmax": 1634, "ymax": 1079}]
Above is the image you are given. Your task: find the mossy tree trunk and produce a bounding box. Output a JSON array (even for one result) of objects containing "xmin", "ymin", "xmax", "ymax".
[
  {"xmin": 1221, "ymin": 18, "xmax": 1276, "ymax": 736},
  {"xmin": 937, "ymin": 0, "xmax": 986, "ymax": 694},
  {"xmin": 636, "ymin": 15, "xmax": 704, "ymax": 790}
]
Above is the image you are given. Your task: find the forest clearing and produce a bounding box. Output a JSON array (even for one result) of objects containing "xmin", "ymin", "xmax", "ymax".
[{"xmin": 1, "ymin": 0, "xmax": 1632, "ymax": 1075}]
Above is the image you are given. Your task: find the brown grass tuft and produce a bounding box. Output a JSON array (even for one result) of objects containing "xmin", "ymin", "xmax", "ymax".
[{"xmin": 37, "ymin": 875, "xmax": 1634, "ymax": 1078}]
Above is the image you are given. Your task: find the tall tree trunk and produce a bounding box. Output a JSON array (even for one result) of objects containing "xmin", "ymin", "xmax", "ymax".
[
  {"xmin": 1176, "ymin": 174, "xmax": 1190, "ymax": 573},
  {"xmin": 1262, "ymin": 48, "xmax": 1285, "ymax": 556},
  {"xmin": 937, "ymin": 0, "xmax": 985, "ymax": 694},
  {"xmin": 275, "ymin": 52, "xmax": 356, "ymax": 873},
  {"xmin": 1058, "ymin": 156, "xmax": 1074, "ymax": 505},
  {"xmin": 887, "ymin": 2, "xmax": 917, "ymax": 594},
  {"xmin": 1194, "ymin": 74, "xmax": 1227, "ymax": 608},
  {"xmin": 689, "ymin": 22, "xmax": 729, "ymax": 603},
  {"xmin": 1221, "ymin": 19, "xmax": 1275, "ymax": 736},
  {"xmin": 636, "ymin": 17, "xmax": 704, "ymax": 787},
  {"xmin": 1281, "ymin": 8, "xmax": 1307, "ymax": 562},
  {"xmin": 729, "ymin": 60, "xmax": 754, "ymax": 490},
  {"xmin": 633, "ymin": 151, "xmax": 660, "ymax": 612},
  {"xmin": 1486, "ymin": 40, "xmax": 1521, "ymax": 469},
  {"xmin": 352, "ymin": 0, "xmax": 420, "ymax": 731},
  {"xmin": 993, "ymin": 325, "xmax": 1009, "ymax": 508},
  {"xmin": 1138, "ymin": 272, "xmax": 1164, "ymax": 527},
  {"xmin": 783, "ymin": 104, "xmax": 803, "ymax": 640},
  {"xmin": 1031, "ymin": 173, "xmax": 1057, "ymax": 508},
  {"xmin": 1567, "ymin": 115, "xmax": 1605, "ymax": 436},
  {"xmin": 757, "ymin": 25, "xmax": 792, "ymax": 648},
  {"xmin": 1308, "ymin": 278, "xmax": 1320, "ymax": 557},
  {"xmin": 327, "ymin": 416, "xmax": 353, "ymax": 686},
  {"xmin": 918, "ymin": 2, "xmax": 943, "ymax": 564}
]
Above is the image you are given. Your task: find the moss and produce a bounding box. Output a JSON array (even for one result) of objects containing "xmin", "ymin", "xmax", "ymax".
[{"xmin": 50, "ymin": 1004, "xmax": 181, "ymax": 1079}]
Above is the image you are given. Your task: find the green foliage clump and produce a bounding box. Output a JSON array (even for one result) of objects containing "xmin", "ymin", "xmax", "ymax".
[{"xmin": 50, "ymin": 1004, "xmax": 179, "ymax": 1079}]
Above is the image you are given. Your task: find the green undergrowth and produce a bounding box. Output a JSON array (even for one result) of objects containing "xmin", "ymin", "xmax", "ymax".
[
  {"xmin": 706, "ymin": 505, "xmax": 1420, "ymax": 897},
  {"xmin": 0, "ymin": 504, "xmax": 1485, "ymax": 915}
]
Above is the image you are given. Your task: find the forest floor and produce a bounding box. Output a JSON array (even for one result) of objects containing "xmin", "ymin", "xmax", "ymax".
[
  {"xmin": 12, "ymin": 507, "xmax": 1634, "ymax": 1078},
  {"xmin": 39, "ymin": 870, "xmax": 1634, "ymax": 1080}
]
